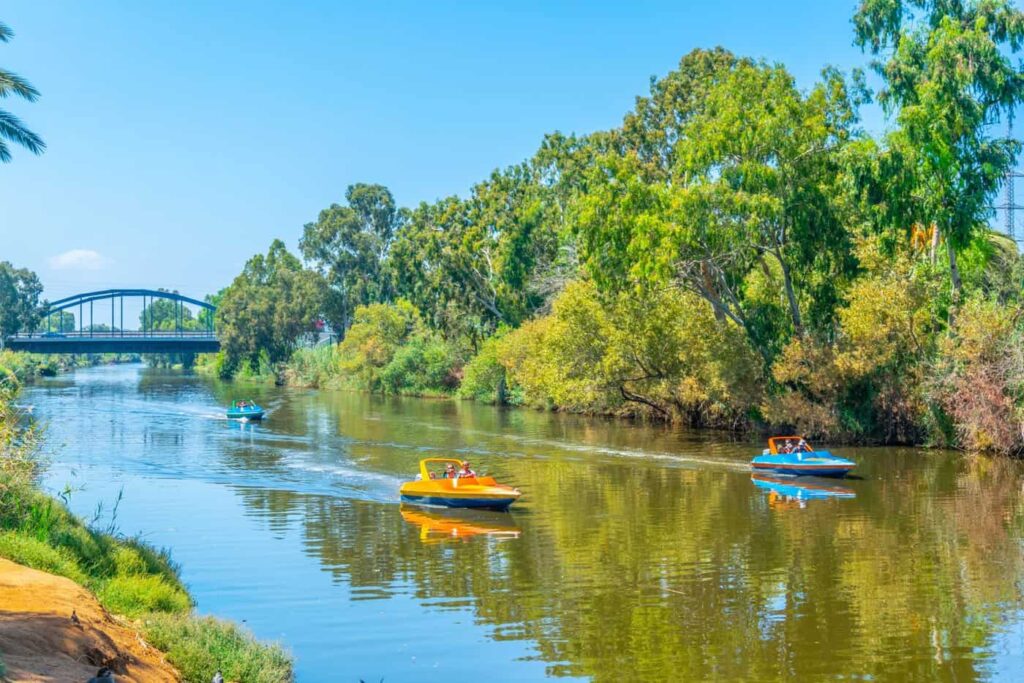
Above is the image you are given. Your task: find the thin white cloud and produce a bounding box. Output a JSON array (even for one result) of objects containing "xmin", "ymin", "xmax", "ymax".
[{"xmin": 48, "ymin": 249, "xmax": 110, "ymax": 271}]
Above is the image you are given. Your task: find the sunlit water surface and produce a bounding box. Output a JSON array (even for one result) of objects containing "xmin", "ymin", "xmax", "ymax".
[{"xmin": 21, "ymin": 364, "xmax": 1024, "ymax": 681}]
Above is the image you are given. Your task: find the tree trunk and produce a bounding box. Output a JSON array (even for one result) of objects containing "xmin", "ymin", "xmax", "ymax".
[
  {"xmin": 774, "ymin": 251, "xmax": 804, "ymax": 337},
  {"xmin": 946, "ymin": 238, "xmax": 962, "ymax": 311},
  {"xmin": 930, "ymin": 223, "xmax": 940, "ymax": 265},
  {"xmin": 496, "ymin": 370, "xmax": 507, "ymax": 406}
]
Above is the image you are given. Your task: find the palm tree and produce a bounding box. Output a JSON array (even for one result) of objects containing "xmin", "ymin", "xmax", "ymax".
[{"xmin": 0, "ymin": 21, "xmax": 44, "ymax": 162}]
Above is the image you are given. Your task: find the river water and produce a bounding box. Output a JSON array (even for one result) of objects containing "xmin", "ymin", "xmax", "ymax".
[{"xmin": 21, "ymin": 363, "xmax": 1024, "ymax": 681}]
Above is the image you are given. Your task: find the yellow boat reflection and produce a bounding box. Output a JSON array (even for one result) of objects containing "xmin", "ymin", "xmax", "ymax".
[{"xmin": 400, "ymin": 505, "xmax": 521, "ymax": 543}]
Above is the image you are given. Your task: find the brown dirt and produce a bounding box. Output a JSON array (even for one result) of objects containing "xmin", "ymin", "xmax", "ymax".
[{"xmin": 0, "ymin": 558, "xmax": 179, "ymax": 682}]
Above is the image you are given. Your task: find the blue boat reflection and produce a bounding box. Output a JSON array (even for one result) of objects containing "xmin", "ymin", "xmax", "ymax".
[{"xmin": 751, "ymin": 473, "xmax": 855, "ymax": 509}]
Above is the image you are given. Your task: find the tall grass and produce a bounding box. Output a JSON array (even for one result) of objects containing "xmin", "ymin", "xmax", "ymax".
[
  {"xmin": 285, "ymin": 345, "xmax": 336, "ymax": 387},
  {"xmin": 144, "ymin": 614, "xmax": 293, "ymax": 683}
]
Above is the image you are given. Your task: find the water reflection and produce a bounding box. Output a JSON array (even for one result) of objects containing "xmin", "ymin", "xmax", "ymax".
[
  {"xmin": 24, "ymin": 365, "xmax": 1024, "ymax": 682},
  {"xmin": 751, "ymin": 473, "xmax": 856, "ymax": 509},
  {"xmin": 400, "ymin": 505, "xmax": 522, "ymax": 543}
]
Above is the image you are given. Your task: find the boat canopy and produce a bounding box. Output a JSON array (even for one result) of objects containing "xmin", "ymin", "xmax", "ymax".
[
  {"xmin": 767, "ymin": 436, "xmax": 812, "ymax": 454},
  {"xmin": 417, "ymin": 457, "xmax": 469, "ymax": 480}
]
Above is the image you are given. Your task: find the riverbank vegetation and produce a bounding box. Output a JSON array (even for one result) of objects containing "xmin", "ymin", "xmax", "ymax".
[
  {"xmin": 200, "ymin": 1, "xmax": 1024, "ymax": 455},
  {"xmin": 0, "ymin": 360, "xmax": 293, "ymax": 680}
]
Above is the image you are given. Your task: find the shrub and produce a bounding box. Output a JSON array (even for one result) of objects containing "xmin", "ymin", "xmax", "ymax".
[
  {"xmin": 459, "ymin": 333, "xmax": 510, "ymax": 403},
  {"xmin": 143, "ymin": 613, "xmax": 293, "ymax": 683},
  {"xmin": 764, "ymin": 258, "xmax": 937, "ymax": 443},
  {"xmin": 931, "ymin": 297, "xmax": 1024, "ymax": 455},
  {"xmin": 497, "ymin": 281, "xmax": 763, "ymax": 426},
  {"xmin": 335, "ymin": 300, "xmax": 422, "ymax": 391},
  {"xmin": 379, "ymin": 333, "xmax": 458, "ymax": 395}
]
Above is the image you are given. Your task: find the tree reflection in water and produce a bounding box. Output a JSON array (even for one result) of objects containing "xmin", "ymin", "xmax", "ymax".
[{"xmin": 231, "ymin": 451, "xmax": 1024, "ymax": 682}]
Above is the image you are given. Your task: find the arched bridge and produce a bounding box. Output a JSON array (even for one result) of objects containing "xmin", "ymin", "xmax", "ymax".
[{"xmin": 6, "ymin": 289, "xmax": 220, "ymax": 354}]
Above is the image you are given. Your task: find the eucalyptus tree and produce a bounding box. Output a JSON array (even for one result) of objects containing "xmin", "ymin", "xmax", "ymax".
[
  {"xmin": 853, "ymin": 0, "xmax": 1024, "ymax": 308},
  {"xmin": 0, "ymin": 21, "xmax": 44, "ymax": 162},
  {"xmin": 300, "ymin": 184, "xmax": 405, "ymax": 334},
  {"xmin": 573, "ymin": 56, "xmax": 861, "ymax": 360},
  {"xmin": 389, "ymin": 164, "xmax": 559, "ymax": 344},
  {"xmin": 216, "ymin": 240, "xmax": 325, "ymax": 375}
]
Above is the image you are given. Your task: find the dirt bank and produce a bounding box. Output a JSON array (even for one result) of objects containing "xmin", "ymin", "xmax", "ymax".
[{"xmin": 0, "ymin": 558, "xmax": 179, "ymax": 682}]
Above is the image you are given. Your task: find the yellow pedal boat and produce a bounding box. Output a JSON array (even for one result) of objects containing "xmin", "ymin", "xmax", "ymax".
[{"xmin": 399, "ymin": 458, "xmax": 521, "ymax": 511}]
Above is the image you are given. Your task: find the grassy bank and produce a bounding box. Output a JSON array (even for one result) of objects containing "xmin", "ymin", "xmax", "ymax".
[{"xmin": 0, "ymin": 362, "xmax": 292, "ymax": 682}]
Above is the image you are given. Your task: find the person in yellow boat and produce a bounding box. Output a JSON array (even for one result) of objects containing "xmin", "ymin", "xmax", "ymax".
[
  {"xmin": 444, "ymin": 463, "xmax": 457, "ymax": 479},
  {"xmin": 459, "ymin": 462, "xmax": 477, "ymax": 478}
]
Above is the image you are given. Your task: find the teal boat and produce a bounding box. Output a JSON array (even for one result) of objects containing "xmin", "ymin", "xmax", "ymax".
[
  {"xmin": 227, "ymin": 400, "xmax": 265, "ymax": 421},
  {"xmin": 751, "ymin": 436, "xmax": 855, "ymax": 478}
]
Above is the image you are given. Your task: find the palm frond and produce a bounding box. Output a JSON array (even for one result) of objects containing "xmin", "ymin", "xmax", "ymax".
[
  {"xmin": 0, "ymin": 68, "xmax": 39, "ymax": 101},
  {"xmin": 0, "ymin": 22, "xmax": 12, "ymax": 43},
  {"xmin": 0, "ymin": 109, "xmax": 45, "ymax": 158},
  {"xmin": 0, "ymin": 139, "xmax": 9, "ymax": 162}
]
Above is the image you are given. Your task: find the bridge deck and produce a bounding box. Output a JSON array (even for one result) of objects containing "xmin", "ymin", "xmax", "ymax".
[{"xmin": 6, "ymin": 333, "xmax": 219, "ymax": 354}]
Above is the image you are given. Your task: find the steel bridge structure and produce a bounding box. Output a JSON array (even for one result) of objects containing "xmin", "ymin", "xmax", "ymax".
[{"xmin": 5, "ymin": 289, "xmax": 220, "ymax": 354}]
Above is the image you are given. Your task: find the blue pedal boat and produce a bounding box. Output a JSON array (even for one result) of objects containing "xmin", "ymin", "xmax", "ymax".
[
  {"xmin": 751, "ymin": 436, "xmax": 855, "ymax": 478},
  {"xmin": 226, "ymin": 400, "xmax": 265, "ymax": 421}
]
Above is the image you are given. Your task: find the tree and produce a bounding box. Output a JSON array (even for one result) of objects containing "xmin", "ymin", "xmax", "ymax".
[
  {"xmin": 853, "ymin": 0, "xmax": 1024, "ymax": 309},
  {"xmin": 0, "ymin": 262, "xmax": 43, "ymax": 344},
  {"xmin": 197, "ymin": 290, "xmax": 223, "ymax": 331},
  {"xmin": 300, "ymin": 184, "xmax": 405, "ymax": 334},
  {"xmin": 35, "ymin": 310, "xmax": 74, "ymax": 333},
  {"xmin": 389, "ymin": 164, "xmax": 560, "ymax": 344},
  {"xmin": 0, "ymin": 21, "xmax": 44, "ymax": 162},
  {"xmin": 216, "ymin": 240, "xmax": 325, "ymax": 376},
  {"xmin": 573, "ymin": 58, "xmax": 860, "ymax": 359},
  {"xmin": 139, "ymin": 290, "xmax": 199, "ymax": 331}
]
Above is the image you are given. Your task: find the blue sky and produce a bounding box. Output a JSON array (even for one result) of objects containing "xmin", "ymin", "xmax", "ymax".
[{"xmin": 2, "ymin": 1, "xmax": 879, "ymax": 311}]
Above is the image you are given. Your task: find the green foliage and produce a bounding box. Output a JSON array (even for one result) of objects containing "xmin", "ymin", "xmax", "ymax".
[
  {"xmin": 301, "ymin": 183, "xmax": 404, "ymax": 332},
  {"xmin": 764, "ymin": 241, "xmax": 943, "ymax": 442},
  {"xmin": 142, "ymin": 613, "xmax": 293, "ymax": 683},
  {"xmin": 853, "ymin": 0, "xmax": 1024, "ymax": 305},
  {"xmin": 334, "ymin": 300, "xmax": 420, "ymax": 390},
  {"xmin": 203, "ymin": 5, "xmax": 1024, "ymax": 450},
  {"xmin": 0, "ymin": 21, "xmax": 44, "ymax": 162},
  {"xmin": 285, "ymin": 345, "xmax": 337, "ymax": 388},
  {"xmin": 496, "ymin": 281, "xmax": 764, "ymax": 427},
  {"xmin": 572, "ymin": 55, "xmax": 860, "ymax": 360},
  {"xmin": 459, "ymin": 332, "xmax": 511, "ymax": 404},
  {"xmin": 389, "ymin": 164, "xmax": 562, "ymax": 342},
  {"xmin": 217, "ymin": 240, "xmax": 325, "ymax": 377},
  {"xmin": 379, "ymin": 333, "xmax": 457, "ymax": 395},
  {"xmin": 0, "ymin": 261, "xmax": 44, "ymax": 341}
]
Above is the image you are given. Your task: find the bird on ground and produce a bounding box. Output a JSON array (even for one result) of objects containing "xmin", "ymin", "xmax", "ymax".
[
  {"xmin": 86, "ymin": 667, "xmax": 115, "ymax": 682},
  {"xmin": 212, "ymin": 672, "xmax": 224, "ymax": 683},
  {"xmin": 70, "ymin": 609, "xmax": 81, "ymax": 625}
]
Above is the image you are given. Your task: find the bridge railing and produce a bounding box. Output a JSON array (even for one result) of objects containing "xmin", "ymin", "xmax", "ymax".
[{"xmin": 11, "ymin": 330, "xmax": 217, "ymax": 339}]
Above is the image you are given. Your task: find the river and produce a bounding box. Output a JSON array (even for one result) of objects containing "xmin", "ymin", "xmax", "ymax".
[{"xmin": 21, "ymin": 363, "xmax": 1024, "ymax": 681}]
